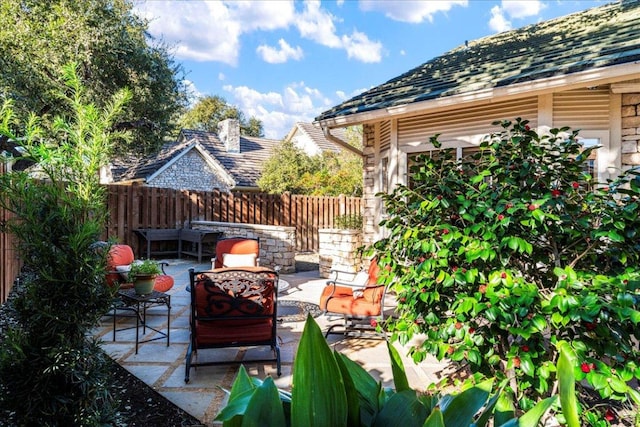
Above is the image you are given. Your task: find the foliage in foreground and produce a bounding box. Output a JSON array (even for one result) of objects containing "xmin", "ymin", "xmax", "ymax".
[
  {"xmin": 215, "ymin": 315, "xmax": 589, "ymax": 427},
  {"xmin": 371, "ymin": 119, "xmax": 640, "ymax": 422},
  {"xmin": 0, "ymin": 64, "xmax": 129, "ymax": 425}
]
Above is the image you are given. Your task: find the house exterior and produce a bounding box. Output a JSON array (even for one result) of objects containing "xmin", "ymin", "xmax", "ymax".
[
  {"xmin": 284, "ymin": 122, "xmax": 355, "ymax": 156},
  {"xmin": 314, "ymin": 0, "xmax": 640, "ymax": 246},
  {"xmin": 110, "ymin": 119, "xmax": 281, "ymax": 192}
]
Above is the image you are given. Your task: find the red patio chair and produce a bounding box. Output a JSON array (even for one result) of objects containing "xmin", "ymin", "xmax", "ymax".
[
  {"xmin": 319, "ymin": 258, "xmax": 387, "ymax": 337},
  {"xmin": 211, "ymin": 237, "xmax": 260, "ymax": 269},
  {"xmin": 185, "ymin": 266, "xmax": 280, "ymax": 382}
]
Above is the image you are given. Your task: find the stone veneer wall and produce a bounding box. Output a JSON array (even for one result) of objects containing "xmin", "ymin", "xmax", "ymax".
[
  {"xmin": 362, "ymin": 123, "xmax": 378, "ymax": 249},
  {"xmin": 191, "ymin": 221, "xmax": 296, "ymax": 273},
  {"xmin": 318, "ymin": 229, "xmax": 363, "ymax": 278},
  {"xmin": 147, "ymin": 150, "xmax": 231, "ymax": 192},
  {"xmin": 621, "ymin": 93, "xmax": 640, "ymax": 169}
]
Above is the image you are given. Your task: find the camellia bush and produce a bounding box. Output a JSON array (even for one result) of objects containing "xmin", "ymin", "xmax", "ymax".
[{"xmin": 371, "ymin": 119, "xmax": 640, "ymax": 423}]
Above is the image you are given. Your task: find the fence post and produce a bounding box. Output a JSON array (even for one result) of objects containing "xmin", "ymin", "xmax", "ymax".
[{"xmin": 339, "ymin": 194, "xmax": 346, "ymax": 216}]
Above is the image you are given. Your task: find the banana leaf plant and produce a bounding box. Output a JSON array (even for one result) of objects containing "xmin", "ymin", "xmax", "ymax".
[{"xmin": 215, "ymin": 315, "xmax": 561, "ymax": 427}]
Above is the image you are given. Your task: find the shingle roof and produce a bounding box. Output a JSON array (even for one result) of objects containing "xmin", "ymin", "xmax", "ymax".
[
  {"xmin": 113, "ymin": 129, "xmax": 281, "ymax": 188},
  {"xmin": 315, "ymin": 0, "xmax": 640, "ymax": 122},
  {"xmin": 293, "ymin": 122, "xmax": 347, "ymax": 152}
]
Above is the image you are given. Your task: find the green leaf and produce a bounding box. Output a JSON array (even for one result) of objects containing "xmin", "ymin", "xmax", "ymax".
[
  {"xmin": 423, "ymin": 406, "xmax": 445, "ymax": 427},
  {"xmin": 388, "ymin": 341, "xmax": 411, "ymax": 392},
  {"xmin": 291, "ymin": 315, "xmax": 348, "ymax": 427},
  {"xmin": 373, "ymin": 390, "xmax": 428, "ymax": 427},
  {"xmin": 241, "ymin": 377, "xmax": 286, "ymax": 427},
  {"xmin": 334, "ymin": 353, "xmax": 363, "ymax": 427},
  {"xmin": 557, "ymin": 342, "xmax": 580, "ymax": 427},
  {"xmin": 441, "ymin": 379, "xmax": 493, "ymax": 427},
  {"xmin": 494, "ymin": 391, "xmax": 515, "ymax": 426},
  {"xmin": 517, "ymin": 396, "xmax": 557, "ymax": 427}
]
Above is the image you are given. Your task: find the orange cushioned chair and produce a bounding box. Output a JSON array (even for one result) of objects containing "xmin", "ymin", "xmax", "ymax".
[
  {"xmin": 319, "ymin": 258, "xmax": 386, "ymax": 337},
  {"xmin": 211, "ymin": 237, "xmax": 260, "ymax": 269},
  {"xmin": 185, "ymin": 266, "xmax": 280, "ymax": 382},
  {"xmin": 106, "ymin": 244, "xmax": 174, "ymax": 292}
]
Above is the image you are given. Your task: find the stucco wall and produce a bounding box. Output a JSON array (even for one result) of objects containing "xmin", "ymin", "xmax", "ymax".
[
  {"xmin": 147, "ymin": 150, "xmax": 231, "ymax": 192},
  {"xmin": 191, "ymin": 221, "xmax": 296, "ymax": 273},
  {"xmin": 621, "ymin": 93, "xmax": 640, "ymax": 169}
]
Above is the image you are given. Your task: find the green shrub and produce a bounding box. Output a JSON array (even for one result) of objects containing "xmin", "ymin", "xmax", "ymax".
[
  {"xmin": 0, "ymin": 63, "xmax": 131, "ymax": 425},
  {"xmin": 215, "ymin": 315, "xmax": 588, "ymax": 427},
  {"xmin": 334, "ymin": 214, "xmax": 363, "ymax": 230},
  {"xmin": 371, "ymin": 119, "xmax": 640, "ymax": 421}
]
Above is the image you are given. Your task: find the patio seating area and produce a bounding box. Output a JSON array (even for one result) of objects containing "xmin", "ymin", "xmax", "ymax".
[{"xmin": 93, "ymin": 257, "xmax": 453, "ymax": 426}]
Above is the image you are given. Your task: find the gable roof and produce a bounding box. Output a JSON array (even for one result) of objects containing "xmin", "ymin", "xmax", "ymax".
[
  {"xmin": 112, "ymin": 129, "xmax": 281, "ymax": 189},
  {"xmin": 316, "ymin": 0, "xmax": 640, "ymax": 126},
  {"xmin": 285, "ymin": 122, "xmax": 347, "ymax": 153}
]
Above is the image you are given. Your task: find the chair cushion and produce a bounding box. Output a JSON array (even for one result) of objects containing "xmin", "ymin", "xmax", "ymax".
[
  {"xmin": 195, "ymin": 319, "xmax": 273, "ymax": 346},
  {"xmin": 107, "ymin": 244, "xmax": 135, "ymax": 269},
  {"xmin": 320, "ymin": 285, "xmax": 382, "ymax": 317},
  {"xmin": 153, "ymin": 275, "xmax": 174, "ymax": 293},
  {"xmin": 222, "ymin": 253, "xmax": 257, "ymax": 267}
]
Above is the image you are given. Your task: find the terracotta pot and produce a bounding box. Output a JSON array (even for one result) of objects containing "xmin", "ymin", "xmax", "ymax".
[{"xmin": 133, "ymin": 274, "xmax": 156, "ymax": 295}]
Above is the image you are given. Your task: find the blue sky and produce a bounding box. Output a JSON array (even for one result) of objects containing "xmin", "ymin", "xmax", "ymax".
[{"xmin": 133, "ymin": 0, "xmax": 603, "ymax": 139}]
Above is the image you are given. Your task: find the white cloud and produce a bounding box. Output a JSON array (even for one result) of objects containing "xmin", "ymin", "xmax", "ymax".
[
  {"xmin": 489, "ymin": 1, "xmax": 545, "ymax": 33},
  {"xmin": 218, "ymin": 72, "xmax": 226, "ymax": 81},
  {"xmin": 501, "ymin": 0, "xmax": 545, "ymax": 19},
  {"xmin": 183, "ymin": 79, "xmax": 202, "ymax": 106},
  {"xmin": 257, "ymin": 39, "xmax": 304, "ymax": 64},
  {"xmin": 222, "ymin": 81, "xmax": 331, "ymax": 139},
  {"xmin": 132, "ymin": 0, "xmax": 295, "ymax": 65},
  {"xmin": 359, "ymin": 0, "xmax": 468, "ymax": 23},
  {"xmin": 296, "ymin": 1, "xmax": 342, "ymax": 48},
  {"xmin": 489, "ymin": 5, "xmax": 511, "ymax": 32},
  {"xmin": 341, "ymin": 31, "xmax": 382, "ymax": 63}
]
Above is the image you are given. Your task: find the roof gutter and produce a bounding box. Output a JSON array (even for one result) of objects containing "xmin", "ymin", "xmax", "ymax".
[
  {"xmin": 315, "ymin": 62, "xmax": 640, "ymax": 128},
  {"xmin": 321, "ymin": 126, "xmax": 363, "ymax": 156}
]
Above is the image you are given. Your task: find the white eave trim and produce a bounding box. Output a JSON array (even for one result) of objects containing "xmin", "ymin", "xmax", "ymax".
[{"xmin": 316, "ymin": 62, "xmax": 640, "ymax": 128}]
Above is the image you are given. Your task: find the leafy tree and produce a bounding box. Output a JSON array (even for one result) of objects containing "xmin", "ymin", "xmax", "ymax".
[
  {"xmin": 180, "ymin": 94, "xmax": 264, "ymax": 137},
  {"xmin": 258, "ymin": 128, "xmax": 363, "ymax": 196},
  {"xmin": 258, "ymin": 139, "xmax": 315, "ymax": 194},
  {"xmin": 0, "ymin": 64, "xmax": 130, "ymax": 425},
  {"xmin": 372, "ymin": 119, "xmax": 640, "ymax": 421},
  {"xmin": 0, "ymin": 0, "xmax": 186, "ymax": 154}
]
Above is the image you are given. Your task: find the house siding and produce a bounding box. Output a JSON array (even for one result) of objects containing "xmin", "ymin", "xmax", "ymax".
[
  {"xmin": 147, "ymin": 150, "xmax": 232, "ymax": 192},
  {"xmin": 361, "ymin": 82, "xmax": 640, "ymax": 245}
]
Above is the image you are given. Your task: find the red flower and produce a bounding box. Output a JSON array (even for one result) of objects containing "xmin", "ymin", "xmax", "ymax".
[
  {"xmin": 505, "ymin": 202, "xmax": 513, "ymax": 209},
  {"xmin": 442, "ymin": 228, "xmax": 450, "ymax": 235},
  {"xmin": 399, "ymin": 297, "xmax": 406, "ymax": 303},
  {"xmin": 455, "ymin": 322, "xmax": 463, "ymax": 329},
  {"xmin": 451, "ymin": 266, "xmax": 458, "ymax": 272},
  {"xmin": 521, "ymin": 345, "xmax": 530, "ymax": 352},
  {"xmin": 437, "ymin": 195, "xmax": 443, "ymax": 200},
  {"xmin": 584, "ymin": 322, "xmax": 597, "ymax": 331},
  {"xmin": 500, "ymin": 272, "xmax": 507, "ymax": 279},
  {"xmin": 447, "ymin": 346, "xmax": 454, "ymax": 355},
  {"xmin": 497, "ymin": 214, "xmax": 505, "ymax": 221},
  {"xmin": 525, "ymin": 125, "xmax": 531, "ymax": 131},
  {"xmin": 581, "ymin": 362, "xmax": 591, "ymax": 373},
  {"xmin": 572, "ymin": 182, "xmax": 579, "ymax": 189},
  {"xmin": 528, "ymin": 204, "xmax": 537, "ymax": 211},
  {"xmin": 370, "ymin": 318, "xmax": 378, "ymax": 328},
  {"xmin": 604, "ymin": 408, "xmax": 615, "ymax": 422},
  {"xmin": 468, "ymin": 327, "xmax": 475, "ymax": 334},
  {"xmin": 513, "ymin": 357, "xmax": 521, "ymax": 368},
  {"xmin": 551, "ymin": 189, "xmax": 561, "ymax": 197},
  {"xmin": 478, "ymin": 284, "xmax": 487, "ymax": 294}
]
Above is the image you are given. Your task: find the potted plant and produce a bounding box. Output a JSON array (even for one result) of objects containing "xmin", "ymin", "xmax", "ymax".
[{"xmin": 128, "ymin": 259, "xmax": 162, "ymax": 295}]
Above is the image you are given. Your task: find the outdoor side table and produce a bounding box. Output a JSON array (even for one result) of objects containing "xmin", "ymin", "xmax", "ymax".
[{"xmin": 115, "ymin": 288, "xmax": 171, "ymax": 354}]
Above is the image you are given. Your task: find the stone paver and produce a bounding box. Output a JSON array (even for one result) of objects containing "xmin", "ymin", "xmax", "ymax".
[{"xmin": 94, "ymin": 258, "xmax": 452, "ymax": 426}]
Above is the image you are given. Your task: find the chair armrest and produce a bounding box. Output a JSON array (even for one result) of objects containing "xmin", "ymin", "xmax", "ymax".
[{"xmin": 158, "ymin": 261, "xmax": 169, "ymax": 275}]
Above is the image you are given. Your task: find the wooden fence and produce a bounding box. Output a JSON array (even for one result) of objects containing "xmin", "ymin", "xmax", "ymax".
[
  {"xmin": 0, "ymin": 161, "xmax": 21, "ymax": 303},
  {"xmin": 105, "ymin": 184, "xmax": 362, "ymax": 255}
]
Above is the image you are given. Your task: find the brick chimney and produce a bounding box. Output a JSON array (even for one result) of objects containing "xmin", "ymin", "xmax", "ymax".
[{"xmin": 217, "ymin": 118, "xmax": 240, "ymax": 153}]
